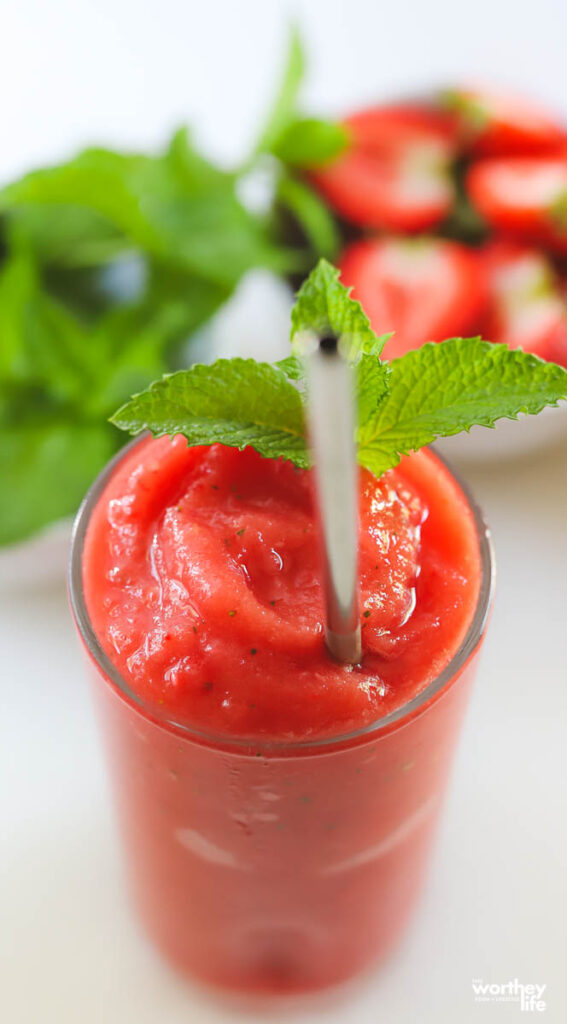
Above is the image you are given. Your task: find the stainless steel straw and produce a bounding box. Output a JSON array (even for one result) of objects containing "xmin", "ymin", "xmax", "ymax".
[{"xmin": 305, "ymin": 334, "xmax": 361, "ymax": 664}]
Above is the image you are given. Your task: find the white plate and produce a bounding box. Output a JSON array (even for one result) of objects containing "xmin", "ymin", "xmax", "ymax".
[{"xmin": 435, "ymin": 404, "xmax": 567, "ymax": 464}]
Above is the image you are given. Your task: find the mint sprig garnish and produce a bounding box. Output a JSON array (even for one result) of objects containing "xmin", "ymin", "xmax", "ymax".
[
  {"xmin": 111, "ymin": 359, "xmax": 307, "ymax": 466},
  {"xmin": 111, "ymin": 259, "xmax": 567, "ymax": 475},
  {"xmin": 291, "ymin": 260, "xmax": 389, "ymax": 359},
  {"xmin": 357, "ymin": 338, "xmax": 567, "ymax": 476}
]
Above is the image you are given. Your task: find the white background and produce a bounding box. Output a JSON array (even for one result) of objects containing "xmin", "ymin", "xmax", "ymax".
[
  {"xmin": 2, "ymin": 1, "xmax": 567, "ymax": 1022},
  {"xmin": 3, "ymin": 0, "xmax": 567, "ymax": 178}
]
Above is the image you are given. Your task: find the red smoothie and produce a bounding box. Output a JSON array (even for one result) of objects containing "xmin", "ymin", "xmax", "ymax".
[{"xmin": 72, "ymin": 436, "xmax": 491, "ymax": 993}]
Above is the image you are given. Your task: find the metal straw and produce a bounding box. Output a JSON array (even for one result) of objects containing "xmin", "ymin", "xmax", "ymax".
[{"xmin": 305, "ymin": 334, "xmax": 361, "ymax": 664}]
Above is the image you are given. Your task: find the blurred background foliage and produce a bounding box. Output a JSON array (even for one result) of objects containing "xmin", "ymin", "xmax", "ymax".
[{"xmin": 0, "ymin": 30, "xmax": 346, "ymax": 545}]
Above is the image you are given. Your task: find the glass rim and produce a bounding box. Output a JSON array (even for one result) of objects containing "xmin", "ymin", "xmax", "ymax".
[{"xmin": 69, "ymin": 436, "xmax": 495, "ymax": 753}]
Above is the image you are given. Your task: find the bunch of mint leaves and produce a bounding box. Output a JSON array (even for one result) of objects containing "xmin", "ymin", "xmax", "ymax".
[
  {"xmin": 0, "ymin": 29, "xmax": 342, "ymax": 546},
  {"xmin": 253, "ymin": 28, "xmax": 347, "ymax": 262},
  {"xmin": 112, "ymin": 259, "xmax": 567, "ymax": 472}
]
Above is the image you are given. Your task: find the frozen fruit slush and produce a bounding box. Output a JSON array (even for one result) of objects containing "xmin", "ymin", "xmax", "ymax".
[{"xmin": 73, "ymin": 436, "xmax": 490, "ymax": 992}]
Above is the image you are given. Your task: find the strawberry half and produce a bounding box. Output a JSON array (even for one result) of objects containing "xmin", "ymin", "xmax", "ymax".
[
  {"xmin": 467, "ymin": 156, "xmax": 567, "ymax": 251},
  {"xmin": 444, "ymin": 86, "xmax": 566, "ymax": 156},
  {"xmin": 479, "ymin": 241, "xmax": 567, "ymax": 365},
  {"xmin": 310, "ymin": 105, "xmax": 457, "ymax": 232},
  {"xmin": 338, "ymin": 236, "xmax": 486, "ymax": 359}
]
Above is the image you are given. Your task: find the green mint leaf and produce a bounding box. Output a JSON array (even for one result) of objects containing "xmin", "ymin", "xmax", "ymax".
[
  {"xmin": 0, "ymin": 243, "xmax": 234, "ymax": 545},
  {"xmin": 271, "ymin": 118, "xmax": 348, "ymax": 168},
  {"xmin": 291, "ymin": 258, "xmax": 390, "ymax": 359},
  {"xmin": 275, "ymin": 354, "xmax": 304, "ymax": 382},
  {"xmin": 276, "ymin": 176, "xmax": 340, "ymax": 259},
  {"xmin": 0, "ymin": 420, "xmax": 115, "ymax": 546},
  {"xmin": 0, "ymin": 149, "xmax": 161, "ymax": 250},
  {"xmin": 166, "ymin": 125, "xmax": 234, "ymax": 194},
  {"xmin": 0, "ymin": 247, "xmax": 96, "ymax": 404},
  {"xmin": 256, "ymin": 26, "xmax": 305, "ymax": 154},
  {"xmin": 357, "ymin": 337, "xmax": 567, "ymax": 476},
  {"xmin": 143, "ymin": 262, "xmax": 231, "ymax": 344},
  {"xmin": 0, "ymin": 132, "xmax": 292, "ymax": 290},
  {"xmin": 83, "ymin": 305, "xmax": 172, "ymax": 416},
  {"xmin": 5, "ymin": 204, "xmax": 127, "ymax": 268},
  {"xmin": 110, "ymin": 359, "xmax": 308, "ymax": 465},
  {"xmin": 357, "ymin": 353, "xmax": 391, "ymax": 425}
]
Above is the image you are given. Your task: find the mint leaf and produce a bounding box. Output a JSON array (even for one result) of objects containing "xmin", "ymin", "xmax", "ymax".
[
  {"xmin": 111, "ymin": 359, "xmax": 308, "ymax": 464},
  {"xmin": 276, "ymin": 176, "xmax": 340, "ymax": 259},
  {"xmin": 256, "ymin": 26, "xmax": 305, "ymax": 154},
  {"xmin": 357, "ymin": 353, "xmax": 391, "ymax": 425},
  {"xmin": 291, "ymin": 259, "xmax": 389, "ymax": 359},
  {"xmin": 143, "ymin": 262, "xmax": 231, "ymax": 346},
  {"xmin": 271, "ymin": 118, "xmax": 348, "ymax": 168},
  {"xmin": 357, "ymin": 338, "xmax": 567, "ymax": 476},
  {"xmin": 166, "ymin": 126, "xmax": 233, "ymax": 194},
  {"xmin": 6, "ymin": 204, "xmax": 127, "ymax": 268},
  {"xmin": 275, "ymin": 354, "xmax": 304, "ymax": 382},
  {"xmin": 83, "ymin": 305, "xmax": 171, "ymax": 416},
  {"xmin": 0, "ymin": 241, "xmax": 232, "ymax": 545},
  {"xmin": 0, "ymin": 132, "xmax": 293, "ymax": 289},
  {"xmin": 0, "ymin": 248, "xmax": 96, "ymax": 404},
  {"xmin": 256, "ymin": 29, "xmax": 345, "ymax": 168},
  {"xmin": 0, "ymin": 149, "xmax": 161, "ymax": 250},
  {"xmin": 0, "ymin": 421, "xmax": 115, "ymax": 546}
]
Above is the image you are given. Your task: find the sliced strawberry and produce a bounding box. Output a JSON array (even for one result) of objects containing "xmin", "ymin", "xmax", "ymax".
[
  {"xmin": 444, "ymin": 86, "xmax": 566, "ymax": 156},
  {"xmin": 310, "ymin": 105, "xmax": 457, "ymax": 232},
  {"xmin": 338, "ymin": 237, "xmax": 486, "ymax": 359},
  {"xmin": 479, "ymin": 241, "xmax": 567, "ymax": 364},
  {"xmin": 467, "ymin": 156, "xmax": 567, "ymax": 251}
]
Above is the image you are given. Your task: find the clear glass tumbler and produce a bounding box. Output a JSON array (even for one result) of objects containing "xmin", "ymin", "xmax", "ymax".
[{"xmin": 69, "ymin": 441, "xmax": 494, "ymax": 995}]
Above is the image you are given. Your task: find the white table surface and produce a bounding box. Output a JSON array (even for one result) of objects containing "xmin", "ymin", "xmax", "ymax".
[{"xmin": 2, "ymin": 2, "xmax": 567, "ymax": 1021}]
